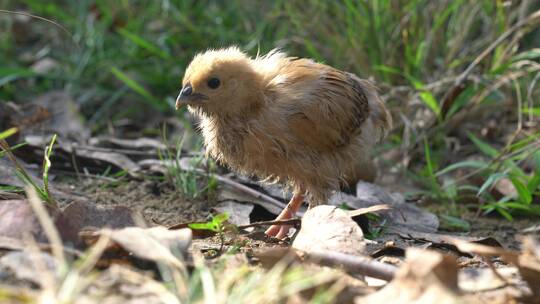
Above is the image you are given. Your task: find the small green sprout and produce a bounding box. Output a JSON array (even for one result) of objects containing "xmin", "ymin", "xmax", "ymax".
[{"xmin": 188, "ymin": 213, "xmax": 230, "ymax": 233}]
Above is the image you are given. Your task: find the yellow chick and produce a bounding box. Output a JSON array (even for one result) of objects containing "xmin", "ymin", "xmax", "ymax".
[{"xmin": 176, "ymin": 47, "xmax": 392, "ymax": 239}]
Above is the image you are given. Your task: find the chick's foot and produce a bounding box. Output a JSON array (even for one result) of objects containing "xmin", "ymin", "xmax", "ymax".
[{"xmin": 265, "ymin": 193, "xmax": 304, "ymax": 239}]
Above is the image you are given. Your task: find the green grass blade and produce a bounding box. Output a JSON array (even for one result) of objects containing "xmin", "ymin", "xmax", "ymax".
[
  {"xmin": 0, "ymin": 68, "xmax": 36, "ymax": 87},
  {"xmin": 527, "ymin": 171, "xmax": 540, "ymax": 193},
  {"xmin": 435, "ymin": 160, "xmax": 488, "ymax": 177},
  {"xmin": 110, "ymin": 67, "xmax": 167, "ymax": 112},
  {"xmin": 411, "ymin": 78, "xmax": 441, "ymax": 117},
  {"xmin": 509, "ymin": 176, "xmax": 532, "ymax": 205},
  {"xmin": 0, "ymin": 128, "xmax": 17, "ymax": 140},
  {"xmin": 523, "ymin": 107, "xmax": 540, "ymax": 116},
  {"xmin": 0, "ymin": 142, "xmax": 27, "ymax": 158},
  {"xmin": 477, "ymin": 172, "xmax": 506, "ymax": 196},
  {"xmin": 117, "ymin": 28, "xmax": 171, "ymax": 60},
  {"xmin": 466, "ymin": 132, "xmax": 499, "ymax": 158},
  {"xmin": 42, "ymin": 134, "xmax": 57, "ymax": 205}
]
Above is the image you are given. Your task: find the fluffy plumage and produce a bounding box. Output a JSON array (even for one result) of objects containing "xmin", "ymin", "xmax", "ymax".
[{"xmin": 177, "ymin": 47, "xmax": 392, "ymax": 237}]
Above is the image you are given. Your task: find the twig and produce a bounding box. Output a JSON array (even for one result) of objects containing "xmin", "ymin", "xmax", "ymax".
[
  {"xmin": 69, "ymin": 144, "xmax": 203, "ymax": 158},
  {"xmin": 347, "ymin": 204, "xmax": 391, "ymax": 218},
  {"xmin": 213, "ymin": 174, "xmax": 287, "ymax": 209},
  {"xmin": 299, "ymin": 250, "xmax": 397, "ymax": 281},
  {"xmin": 70, "ymin": 144, "xmax": 164, "ymax": 157},
  {"xmin": 238, "ymin": 218, "xmax": 300, "ymax": 229}
]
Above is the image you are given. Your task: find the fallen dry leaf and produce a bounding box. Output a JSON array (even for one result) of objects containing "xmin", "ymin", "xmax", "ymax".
[
  {"xmin": 330, "ymin": 189, "xmax": 439, "ymax": 233},
  {"xmin": 293, "ymin": 205, "xmax": 366, "ymax": 256},
  {"xmin": 30, "ymin": 91, "xmax": 90, "ymax": 142},
  {"xmin": 86, "ymin": 227, "xmax": 192, "ymax": 267},
  {"xmin": 518, "ymin": 237, "xmax": 540, "ymax": 299},
  {"xmin": 0, "ymin": 236, "xmax": 27, "ymax": 251},
  {"xmin": 459, "ymin": 266, "xmax": 521, "ymax": 292},
  {"xmin": 0, "ymin": 199, "xmax": 77, "ymax": 244},
  {"xmin": 493, "ymin": 178, "xmax": 517, "ymax": 199},
  {"xmin": 0, "ymin": 250, "xmax": 58, "ymax": 286},
  {"xmin": 0, "ymin": 157, "xmax": 41, "ymax": 188},
  {"xmin": 24, "ymin": 134, "xmax": 141, "ymax": 176},
  {"xmin": 30, "ymin": 58, "xmax": 59, "ymax": 74},
  {"xmin": 357, "ymin": 248, "xmax": 462, "ymax": 304},
  {"xmin": 212, "ymin": 200, "xmax": 253, "ymax": 226},
  {"xmin": 443, "ymin": 236, "xmax": 517, "ymax": 261}
]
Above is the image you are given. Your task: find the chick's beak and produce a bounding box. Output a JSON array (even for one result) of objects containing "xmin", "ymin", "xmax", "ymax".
[{"xmin": 175, "ymin": 84, "xmax": 208, "ymax": 110}]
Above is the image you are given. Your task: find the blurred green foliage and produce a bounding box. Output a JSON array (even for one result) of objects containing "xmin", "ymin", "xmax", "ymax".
[{"xmin": 0, "ymin": 1, "xmax": 536, "ymax": 122}]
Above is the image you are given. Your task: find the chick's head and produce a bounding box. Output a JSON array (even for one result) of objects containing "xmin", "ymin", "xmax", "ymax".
[{"xmin": 176, "ymin": 47, "xmax": 262, "ymax": 115}]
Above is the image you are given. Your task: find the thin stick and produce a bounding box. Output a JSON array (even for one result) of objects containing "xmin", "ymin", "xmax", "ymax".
[
  {"xmin": 300, "ymin": 250, "xmax": 397, "ymax": 281},
  {"xmin": 238, "ymin": 218, "xmax": 300, "ymax": 229},
  {"xmin": 347, "ymin": 204, "xmax": 391, "ymax": 218},
  {"xmin": 213, "ymin": 174, "xmax": 287, "ymax": 209}
]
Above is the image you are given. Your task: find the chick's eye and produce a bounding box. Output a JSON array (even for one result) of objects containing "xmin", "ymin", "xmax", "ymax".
[{"xmin": 207, "ymin": 77, "xmax": 220, "ymax": 89}]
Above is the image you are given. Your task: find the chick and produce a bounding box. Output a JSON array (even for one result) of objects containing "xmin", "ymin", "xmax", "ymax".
[{"xmin": 176, "ymin": 47, "xmax": 392, "ymax": 239}]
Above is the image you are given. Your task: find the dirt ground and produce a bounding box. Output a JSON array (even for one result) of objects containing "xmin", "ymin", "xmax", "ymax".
[{"xmin": 55, "ymin": 176, "xmax": 532, "ymax": 253}]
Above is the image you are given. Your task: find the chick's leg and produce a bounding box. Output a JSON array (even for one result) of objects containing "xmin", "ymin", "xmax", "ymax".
[{"xmin": 265, "ymin": 192, "xmax": 304, "ymax": 239}]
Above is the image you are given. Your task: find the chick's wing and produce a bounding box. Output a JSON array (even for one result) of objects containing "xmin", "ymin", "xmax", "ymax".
[{"xmin": 270, "ymin": 59, "xmax": 371, "ymax": 151}]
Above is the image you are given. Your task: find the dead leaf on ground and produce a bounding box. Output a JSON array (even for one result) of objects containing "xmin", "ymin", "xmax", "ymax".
[
  {"xmin": 459, "ymin": 267, "xmax": 521, "ymax": 292},
  {"xmin": 443, "ymin": 236, "xmax": 514, "ymax": 260},
  {"xmin": 24, "ymin": 134, "xmax": 141, "ymax": 176},
  {"xmin": 0, "ymin": 236, "xmax": 28, "ymax": 251},
  {"xmin": 0, "ymin": 102, "xmax": 49, "ymax": 143},
  {"xmin": 84, "ymin": 264, "xmax": 178, "ymax": 304},
  {"xmin": 82, "ymin": 227, "xmax": 192, "ymax": 267},
  {"xmin": 30, "ymin": 58, "xmax": 59, "ymax": 75},
  {"xmin": 0, "ymin": 199, "xmax": 138, "ymax": 248},
  {"xmin": 212, "ymin": 201, "xmax": 253, "ymax": 226},
  {"xmin": 0, "ymin": 191, "xmax": 25, "ymax": 200},
  {"xmin": 356, "ymin": 248, "xmax": 462, "ymax": 304},
  {"xmin": 0, "ymin": 157, "xmax": 41, "ymax": 188},
  {"xmin": 330, "ymin": 191, "xmax": 439, "ymax": 233},
  {"xmin": 0, "ymin": 250, "xmax": 58, "ymax": 287},
  {"xmin": 517, "ymin": 237, "xmax": 540, "ymax": 299},
  {"xmin": 493, "ymin": 178, "xmax": 517, "ymax": 199},
  {"xmin": 293, "ymin": 205, "xmax": 366, "ymax": 256},
  {"xmin": 27, "ymin": 91, "xmax": 90, "ymax": 142},
  {"xmin": 442, "ymin": 236, "xmax": 540, "ymax": 301},
  {"xmin": 0, "ymin": 199, "xmax": 77, "ymax": 244},
  {"xmin": 387, "ymin": 229, "xmax": 504, "ymax": 258}
]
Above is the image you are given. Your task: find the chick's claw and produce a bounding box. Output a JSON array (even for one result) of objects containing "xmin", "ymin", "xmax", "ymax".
[
  {"xmin": 265, "ymin": 193, "xmax": 304, "ymax": 239},
  {"xmin": 264, "ymin": 209, "xmax": 295, "ymax": 239}
]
